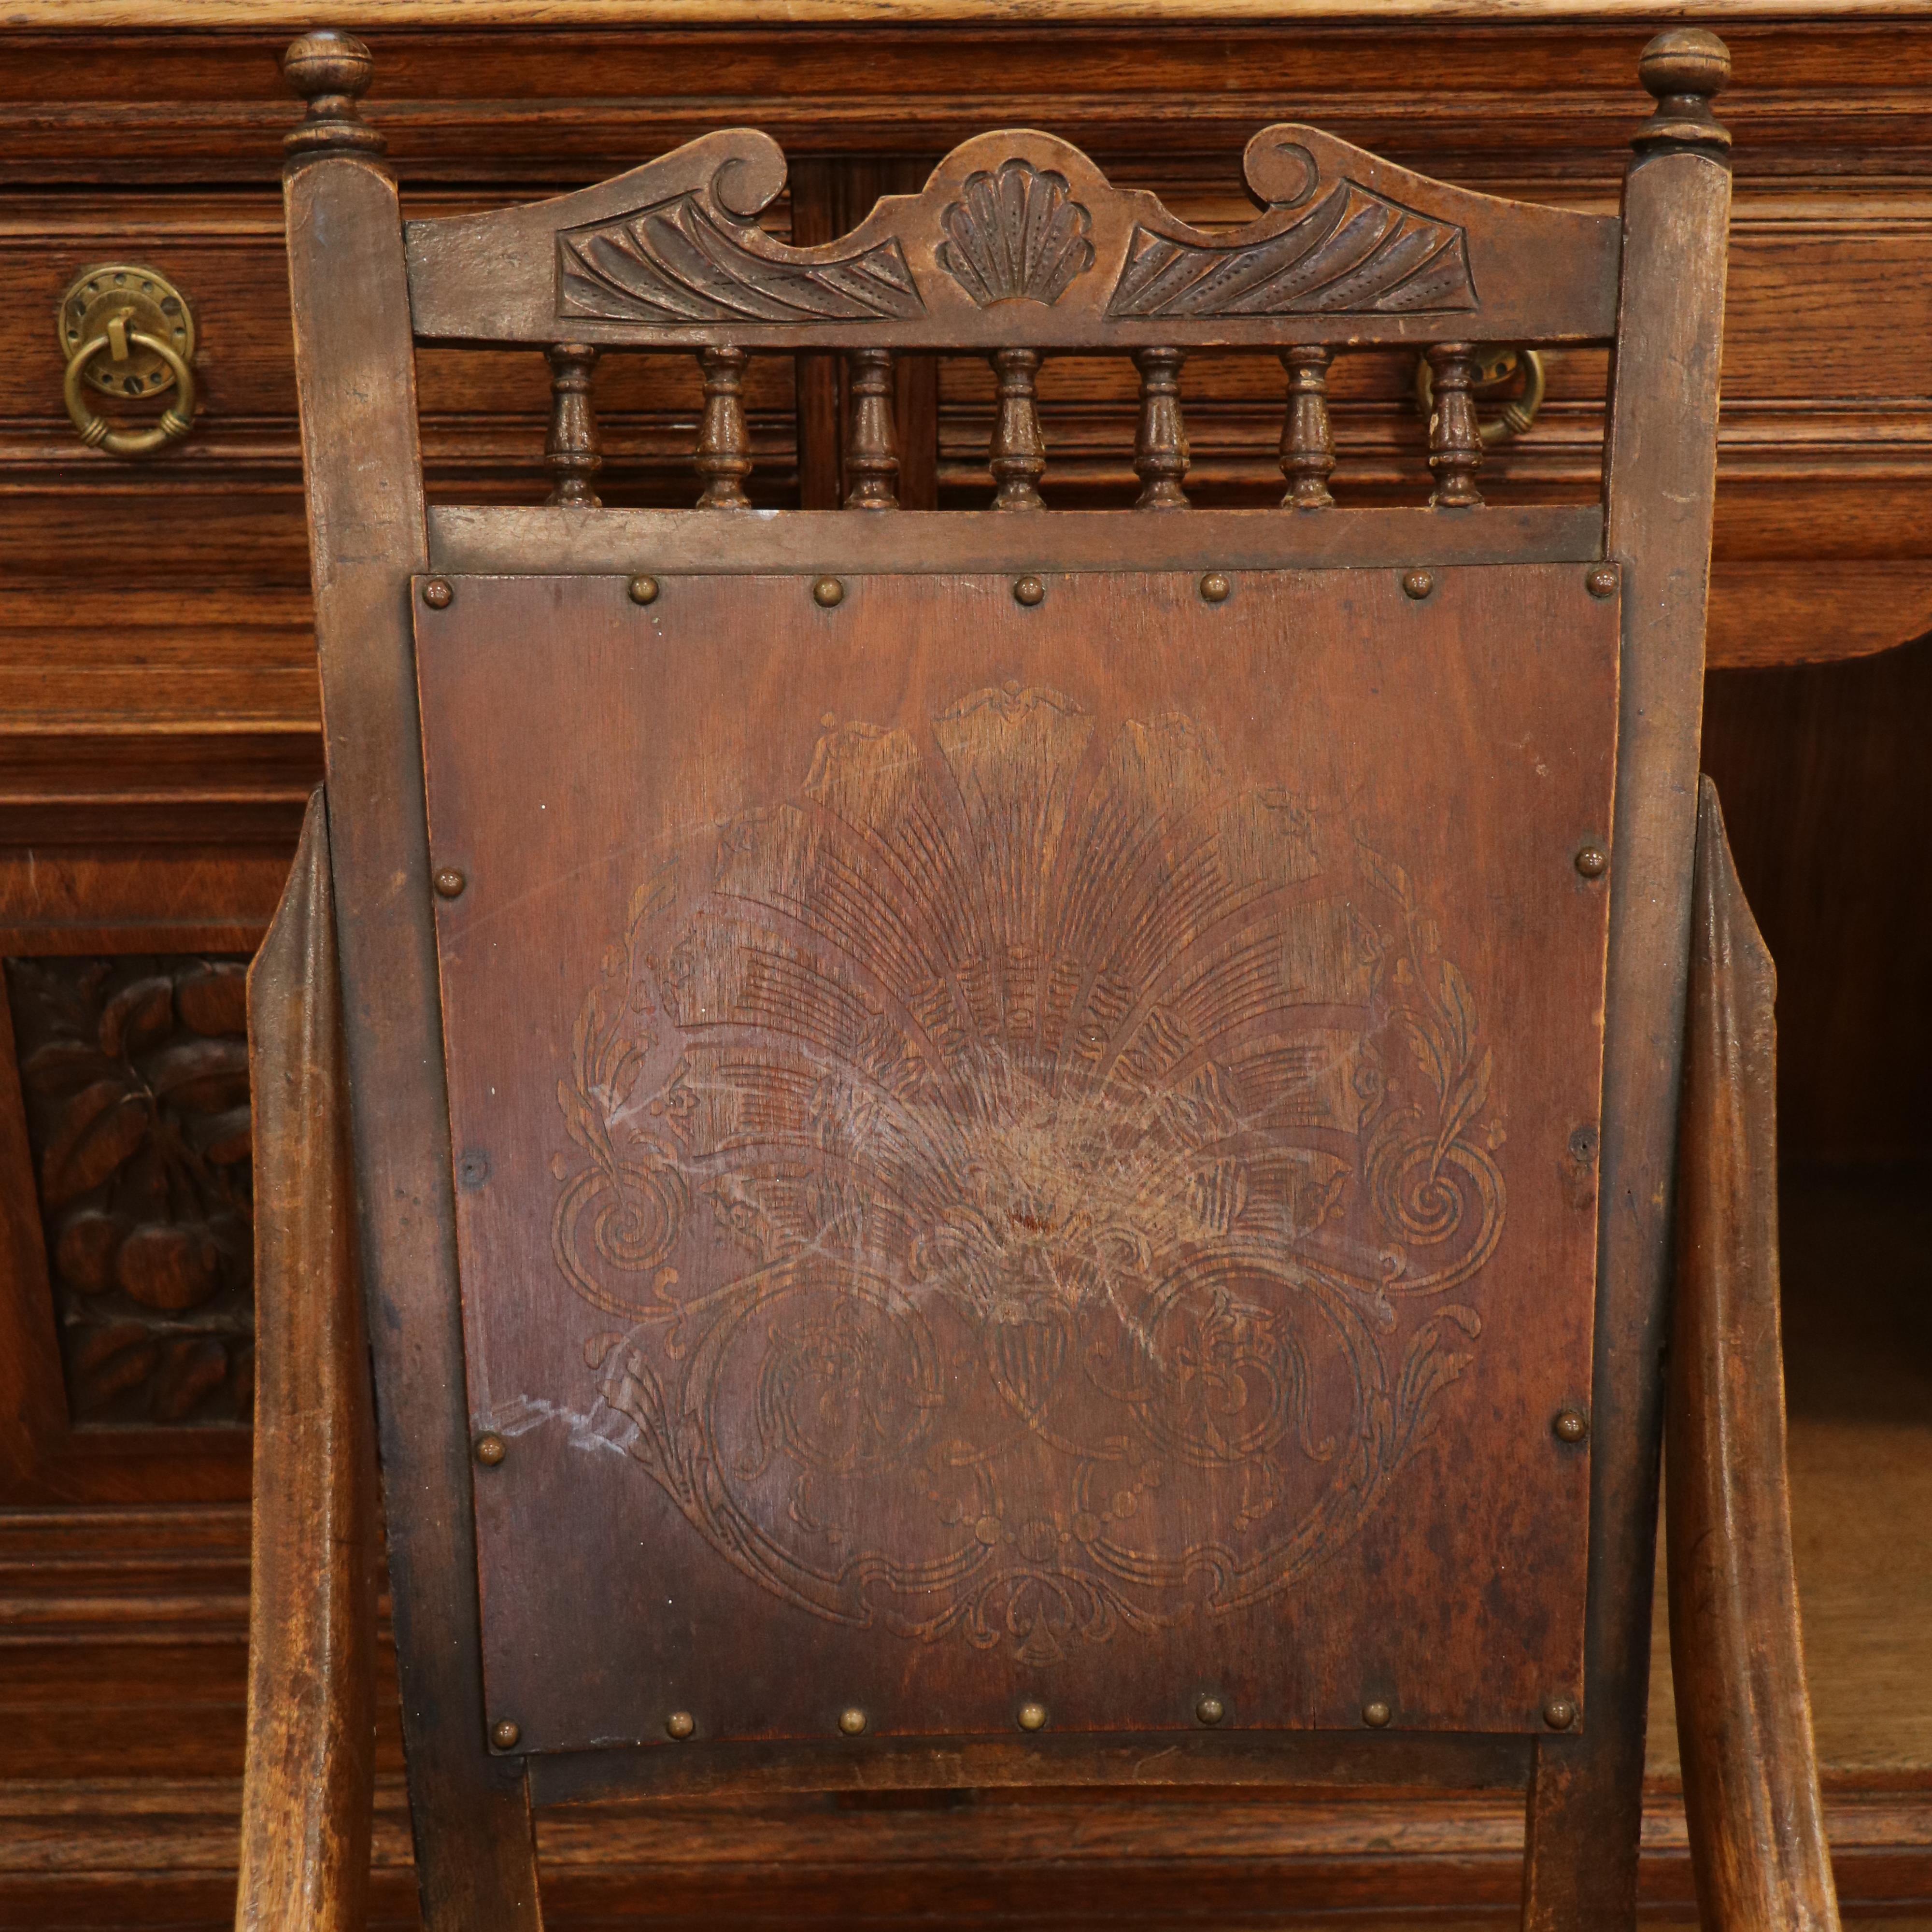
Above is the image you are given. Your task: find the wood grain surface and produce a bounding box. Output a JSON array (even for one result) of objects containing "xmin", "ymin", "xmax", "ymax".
[
  {"xmin": 8, "ymin": 1165, "xmax": 1927, "ymax": 1921},
  {"xmin": 417, "ymin": 564, "xmax": 1614, "ymax": 1760},
  {"xmin": 404, "ymin": 124, "xmax": 1619, "ymax": 349},
  {"xmin": 5, "ymin": 12, "xmax": 1932, "ymax": 853},
  {"xmin": 11, "ymin": 2, "xmax": 1932, "ymax": 23},
  {"xmin": 237, "ymin": 792, "xmax": 378, "ymax": 1932},
  {"xmin": 283, "ymin": 146, "xmax": 545, "ymax": 1931},
  {"xmin": 5, "ymin": 10, "xmax": 1931, "ymax": 1923},
  {"xmin": 1517, "ymin": 105, "xmax": 1732, "ymax": 1932},
  {"xmin": 1668, "ymin": 779, "xmax": 1839, "ymax": 1932}
]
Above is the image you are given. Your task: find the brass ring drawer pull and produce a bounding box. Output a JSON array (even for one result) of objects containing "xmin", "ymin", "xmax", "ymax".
[
  {"xmin": 57, "ymin": 263, "xmax": 199, "ymax": 458},
  {"xmin": 1413, "ymin": 346, "xmax": 1546, "ymax": 445}
]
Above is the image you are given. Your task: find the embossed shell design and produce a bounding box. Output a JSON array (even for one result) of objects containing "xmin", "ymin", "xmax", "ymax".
[
  {"xmin": 555, "ymin": 688, "xmax": 1504, "ymax": 1663},
  {"xmin": 937, "ymin": 161, "xmax": 1096, "ymax": 307}
]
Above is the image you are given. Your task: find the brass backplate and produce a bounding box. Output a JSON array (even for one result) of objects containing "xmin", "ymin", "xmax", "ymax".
[{"xmin": 57, "ymin": 264, "xmax": 197, "ymax": 399}]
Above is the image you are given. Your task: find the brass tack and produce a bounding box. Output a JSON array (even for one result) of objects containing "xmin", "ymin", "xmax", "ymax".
[
  {"xmin": 1363, "ymin": 1701, "xmax": 1392, "ymax": 1728},
  {"xmin": 1016, "ymin": 1700, "xmax": 1048, "ymax": 1733},
  {"xmin": 475, "ymin": 1431, "xmax": 506, "ymax": 1467},
  {"xmin": 422, "ymin": 578, "xmax": 453, "ymax": 610},
  {"xmin": 628, "ymin": 574, "xmax": 661, "ymax": 606},
  {"xmin": 1195, "ymin": 1693, "xmax": 1226, "ymax": 1727},
  {"xmin": 838, "ymin": 1706, "xmax": 867, "ymax": 1736},
  {"xmin": 1587, "ymin": 565, "xmax": 1619, "ymax": 599},
  {"xmin": 491, "ymin": 1719, "xmax": 521, "ymax": 1750},
  {"xmin": 1553, "ymin": 1408, "xmax": 1590, "ymax": 1445},
  {"xmin": 433, "ymin": 867, "xmax": 466, "ymax": 899},
  {"xmin": 1402, "ymin": 569, "xmax": 1434, "ymax": 601},
  {"xmin": 1199, "ymin": 571, "xmax": 1231, "ymax": 605},
  {"xmin": 666, "ymin": 1710, "xmax": 695, "ymax": 1741},
  {"xmin": 1013, "ymin": 575, "xmax": 1046, "ymax": 608},
  {"xmin": 1544, "ymin": 1698, "xmax": 1578, "ymax": 1731},
  {"xmin": 812, "ymin": 575, "xmax": 845, "ymax": 608},
  {"xmin": 1574, "ymin": 844, "xmax": 1608, "ymax": 879}
]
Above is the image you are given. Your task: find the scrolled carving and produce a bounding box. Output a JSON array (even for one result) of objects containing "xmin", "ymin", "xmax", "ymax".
[
  {"xmin": 552, "ymin": 690, "xmax": 1506, "ymax": 1663},
  {"xmin": 6, "ymin": 954, "xmax": 255, "ymax": 1427},
  {"xmin": 410, "ymin": 120, "xmax": 1619, "ymax": 348},
  {"xmin": 937, "ymin": 160, "xmax": 1095, "ymax": 307},
  {"xmin": 1108, "ymin": 173, "xmax": 1477, "ymax": 321},
  {"xmin": 559, "ymin": 180, "xmax": 925, "ymax": 327}
]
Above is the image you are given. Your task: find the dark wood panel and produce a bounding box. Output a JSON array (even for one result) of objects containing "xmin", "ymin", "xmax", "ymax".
[
  {"xmin": 2, "ymin": 1774, "xmax": 1929, "ymax": 1930},
  {"xmin": 1702, "ymin": 635, "xmax": 1932, "ymax": 1166},
  {"xmin": 10, "ymin": 19, "xmax": 1932, "ymax": 185},
  {"xmin": 420, "ymin": 565, "xmax": 1610, "ymax": 1756},
  {"xmin": 3, "ymin": 11, "xmax": 1929, "ymax": 1921},
  {"xmin": 4, "ymin": 1171, "xmax": 1926, "ymax": 1914}
]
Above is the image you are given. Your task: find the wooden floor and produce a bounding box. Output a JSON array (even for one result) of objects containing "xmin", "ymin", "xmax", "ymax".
[
  {"xmin": 1651, "ymin": 1169, "xmax": 1932, "ymax": 1783},
  {"xmin": 3, "ymin": 1169, "xmax": 1926, "ymax": 1929}
]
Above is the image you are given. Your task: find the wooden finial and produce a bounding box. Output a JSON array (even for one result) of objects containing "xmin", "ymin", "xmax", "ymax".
[
  {"xmin": 843, "ymin": 349, "xmax": 900, "ymax": 510},
  {"xmin": 1634, "ymin": 28, "xmax": 1732, "ymax": 154},
  {"xmin": 1425, "ymin": 343, "xmax": 1483, "ymax": 509},
  {"xmin": 1132, "ymin": 348, "xmax": 1190, "ymax": 511},
  {"xmin": 544, "ymin": 343, "xmax": 602, "ymax": 508},
  {"xmin": 695, "ymin": 347, "xmax": 753, "ymax": 510},
  {"xmin": 282, "ymin": 30, "xmax": 385, "ymax": 163},
  {"xmin": 989, "ymin": 348, "xmax": 1046, "ymax": 511},
  {"xmin": 1279, "ymin": 346, "xmax": 1335, "ymax": 510}
]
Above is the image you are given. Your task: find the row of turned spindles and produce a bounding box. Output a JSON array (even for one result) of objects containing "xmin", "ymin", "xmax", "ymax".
[{"xmin": 538, "ymin": 341, "xmax": 1489, "ymax": 513}]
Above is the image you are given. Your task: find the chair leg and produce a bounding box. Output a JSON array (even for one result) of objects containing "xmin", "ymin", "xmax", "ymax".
[
  {"xmin": 236, "ymin": 788, "xmax": 379, "ymax": 1932},
  {"xmin": 1666, "ymin": 777, "xmax": 1840, "ymax": 1932}
]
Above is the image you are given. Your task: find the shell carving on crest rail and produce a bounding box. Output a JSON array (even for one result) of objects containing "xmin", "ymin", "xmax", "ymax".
[
  {"xmin": 937, "ymin": 161, "xmax": 1096, "ymax": 307},
  {"xmin": 410, "ymin": 118, "xmax": 1604, "ymax": 346},
  {"xmin": 551, "ymin": 688, "xmax": 1507, "ymax": 1664}
]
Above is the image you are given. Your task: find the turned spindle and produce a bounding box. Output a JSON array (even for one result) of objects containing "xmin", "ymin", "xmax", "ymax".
[
  {"xmin": 844, "ymin": 348, "xmax": 900, "ymax": 510},
  {"xmin": 1132, "ymin": 347, "xmax": 1190, "ymax": 510},
  {"xmin": 281, "ymin": 29, "xmax": 386, "ymax": 163},
  {"xmin": 1425, "ymin": 343, "xmax": 1483, "ymax": 509},
  {"xmin": 989, "ymin": 347, "xmax": 1046, "ymax": 511},
  {"xmin": 695, "ymin": 347, "xmax": 752, "ymax": 510},
  {"xmin": 1279, "ymin": 347, "xmax": 1336, "ymax": 509},
  {"xmin": 545, "ymin": 343, "xmax": 602, "ymax": 508}
]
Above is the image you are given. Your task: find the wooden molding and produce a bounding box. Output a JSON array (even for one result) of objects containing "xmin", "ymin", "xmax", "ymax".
[
  {"xmin": 8, "ymin": 1, "xmax": 1932, "ymax": 23},
  {"xmin": 0, "ymin": 1771, "xmax": 1927, "ymax": 1921}
]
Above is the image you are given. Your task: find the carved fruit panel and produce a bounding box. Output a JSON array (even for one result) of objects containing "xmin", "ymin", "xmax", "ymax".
[
  {"xmin": 417, "ymin": 567, "xmax": 1617, "ymax": 1752},
  {"xmin": 5, "ymin": 955, "xmax": 254, "ymax": 1427}
]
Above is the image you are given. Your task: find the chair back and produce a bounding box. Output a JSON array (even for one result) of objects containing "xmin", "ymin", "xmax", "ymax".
[{"xmin": 277, "ymin": 28, "xmax": 1732, "ymax": 1928}]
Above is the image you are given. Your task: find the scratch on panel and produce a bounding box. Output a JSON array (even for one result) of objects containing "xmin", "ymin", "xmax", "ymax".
[{"xmin": 545, "ymin": 688, "xmax": 1504, "ymax": 1662}]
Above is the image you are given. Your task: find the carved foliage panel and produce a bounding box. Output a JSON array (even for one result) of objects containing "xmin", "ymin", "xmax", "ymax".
[
  {"xmin": 416, "ymin": 568, "xmax": 1618, "ymax": 1752},
  {"xmin": 5, "ymin": 955, "xmax": 253, "ymax": 1427}
]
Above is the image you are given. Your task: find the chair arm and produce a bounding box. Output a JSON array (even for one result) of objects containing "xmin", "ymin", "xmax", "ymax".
[
  {"xmin": 237, "ymin": 788, "xmax": 379, "ymax": 1932},
  {"xmin": 1667, "ymin": 777, "xmax": 1839, "ymax": 1932}
]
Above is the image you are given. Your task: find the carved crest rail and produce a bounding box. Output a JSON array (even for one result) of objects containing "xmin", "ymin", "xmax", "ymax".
[
  {"xmin": 406, "ymin": 126, "xmax": 1619, "ymax": 352},
  {"xmin": 392, "ymin": 123, "xmax": 1625, "ymax": 518}
]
